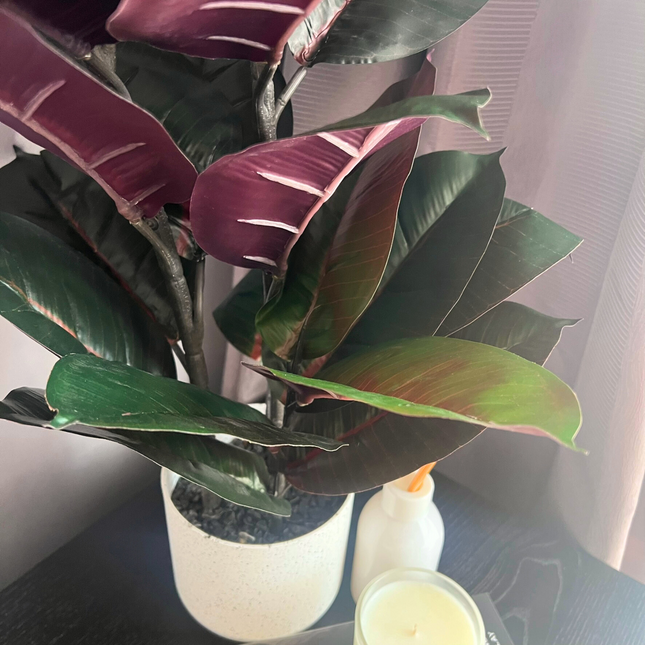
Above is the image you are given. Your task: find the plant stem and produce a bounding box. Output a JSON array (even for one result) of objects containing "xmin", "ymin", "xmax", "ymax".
[
  {"xmin": 254, "ymin": 62, "xmax": 279, "ymax": 142},
  {"xmin": 274, "ymin": 66, "xmax": 307, "ymax": 124},
  {"xmin": 193, "ymin": 256, "xmax": 206, "ymax": 341},
  {"xmin": 133, "ymin": 211, "xmax": 209, "ymax": 389}
]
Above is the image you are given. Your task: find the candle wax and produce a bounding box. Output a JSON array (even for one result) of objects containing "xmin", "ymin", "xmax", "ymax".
[{"xmin": 361, "ymin": 580, "xmax": 476, "ymax": 645}]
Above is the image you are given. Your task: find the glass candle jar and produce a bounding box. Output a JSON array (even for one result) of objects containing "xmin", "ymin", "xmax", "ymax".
[{"xmin": 354, "ymin": 568, "xmax": 485, "ymax": 645}]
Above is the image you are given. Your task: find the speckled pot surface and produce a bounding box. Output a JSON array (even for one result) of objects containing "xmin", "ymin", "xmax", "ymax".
[{"xmin": 161, "ymin": 469, "xmax": 354, "ymax": 641}]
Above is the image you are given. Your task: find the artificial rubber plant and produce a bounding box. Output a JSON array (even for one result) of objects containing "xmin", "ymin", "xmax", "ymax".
[{"xmin": 0, "ymin": 0, "xmax": 583, "ymax": 515}]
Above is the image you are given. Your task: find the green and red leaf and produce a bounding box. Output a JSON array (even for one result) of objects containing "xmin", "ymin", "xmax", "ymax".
[
  {"xmin": 0, "ymin": 150, "xmax": 179, "ymax": 337},
  {"xmin": 0, "ymin": 212, "xmax": 174, "ymax": 375},
  {"xmin": 250, "ymin": 336, "xmax": 582, "ymax": 446},
  {"xmin": 280, "ymin": 303, "xmax": 579, "ymax": 494}
]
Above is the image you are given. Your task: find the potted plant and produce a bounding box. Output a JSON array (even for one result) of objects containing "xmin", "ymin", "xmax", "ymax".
[{"xmin": 0, "ymin": 0, "xmax": 583, "ymax": 641}]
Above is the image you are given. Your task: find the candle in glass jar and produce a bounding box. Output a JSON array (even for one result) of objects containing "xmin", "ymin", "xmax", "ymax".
[{"xmin": 354, "ymin": 569, "xmax": 484, "ymax": 645}]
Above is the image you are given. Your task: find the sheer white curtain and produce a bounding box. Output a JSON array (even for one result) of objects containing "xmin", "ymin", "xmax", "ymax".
[
  {"xmin": 422, "ymin": 0, "xmax": 645, "ymax": 571},
  {"xmin": 222, "ymin": 0, "xmax": 645, "ymax": 571}
]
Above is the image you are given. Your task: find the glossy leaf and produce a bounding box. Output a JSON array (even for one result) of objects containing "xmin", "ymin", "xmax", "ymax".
[
  {"xmin": 0, "ymin": 387, "xmax": 290, "ymax": 515},
  {"xmin": 281, "ymin": 300, "xmax": 577, "ymax": 494},
  {"xmin": 116, "ymin": 43, "xmax": 245, "ymax": 173},
  {"xmin": 343, "ymin": 150, "xmax": 506, "ymax": 350},
  {"xmin": 0, "ymin": 0, "xmax": 118, "ymax": 55},
  {"xmin": 0, "ymin": 386, "xmax": 54, "ymax": 426},
  {"xmin": 0, "ymin": 151, "xmax": 178, "ymax": 337},
  {"xmin": 249, "ymin": 336, "xmax": 582, "ymax": 447},
  {"xmin": 257, "ymin": 129, "xmax": 420, "ymax": 361},
  {"xmin": 0, "ymin": 11, "xmax": 196, "ymax": 221},
  {"xmin": 452, "ymin": 302, "xmax": 580, "ymax": 365},
  {"xmin": 285, "ymin": 403, "xmax": 483, "ymax": 494},
  {"xmin": 290, "ymin": 0, "xmax": 489, "ymax": 65},
  {"xmin": 438, "ymin": 199, "xmax": 583, "ymax": 335},
  {"xmin": 107, "ymin": 0, "xmax": 320, "ymax": 64},
  {"xmin": 47, "ymin": 354, "xmax": 342, "ymax": 451},
  {"xmin": 0, "ymin": 148, "xmax": 98, "ymax": 260},
  {"xmin": 213, "ymin": 269, "xmax": 265, "ymax": 359},
  {"xmin": 191, "ymin": 87, "xmax": 490, "ymax": 273},
  {"xmin": 115, "ymin": 43, "xmax": 292, "ymax": 172},
  {"xmin": 0, "ymin": 213, "xmax": 174, "ymax": 375}
]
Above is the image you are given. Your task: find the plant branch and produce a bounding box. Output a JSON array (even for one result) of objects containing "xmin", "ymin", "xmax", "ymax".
[
  {"xmin": 133, "ymin": 211, "xmax": 209, "ymax": 388},
  {"xmin": 275, "ymin": 66, "xmax": 307, "ymax": 124},
  {"xmin": 193, "ymin": 256, "xmax": 206, "ymax": 339},
  {"xmin": 254, "ymin": 62, "xmax": 279, "ymax": 142}
]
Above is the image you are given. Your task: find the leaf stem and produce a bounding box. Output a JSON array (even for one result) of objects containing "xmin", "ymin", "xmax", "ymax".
[
  {"xmin": 274, "ymin": 66, "xmax": 307, "ymax": 124},
  {"xmin": 254, "ymin": 62, "xmax": 279, "ymax": 142},
  {"xmin": 133, "ymin": 211, "xmax": 209, "ymax": 389}
]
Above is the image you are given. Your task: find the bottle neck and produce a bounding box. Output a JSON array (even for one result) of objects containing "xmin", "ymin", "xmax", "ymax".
[{"xmin": 381, "ymin": 472, "xmax": 435, "ymax": 521}]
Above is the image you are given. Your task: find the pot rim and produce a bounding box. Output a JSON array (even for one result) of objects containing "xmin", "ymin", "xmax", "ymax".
[{"xmin": 161, "ymin": 467, "xmax": 354, "ymax": 550}]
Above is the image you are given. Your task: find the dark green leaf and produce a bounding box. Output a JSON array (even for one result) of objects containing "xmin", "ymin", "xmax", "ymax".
[
  {"xmin": 251, "ymin": 336, "xmax": 582, "ymax": 447},
  {"xmin": 116, "ymin": 43, "xmax": 292, "ymax": 172},
  {"xmin": 0, "ymin": 387, "xmax": 54, "ymax": 426},
  {"xmin": 308, "ymin": 90, "xmax": 490, "ymax": 139},
  {"xmin": 0, "ymin": 387, "xmax": 289, "ymax": 515},
  {"xmin": 344, "ymin": 150, "xmax": 505, "ymax": 349},
  {"xmin": 452, "ymin": 302, "xmax": 579, "ymax": 365},
  {"xmin": 0, "ymin": 148, "xmax": 93, "ymax": 258},
  {"xmin": 257, "ymin": 129, "xmax": 420, "ymax": 360},
  {"xmin": 46, "ymin": 354, "xmax": 342, "ymax": 451},
  {"xmin": 285, "ymin": 402, "xmax": 483, "ymax": 494},
  {"xmin": 438, "ymin": 199, "xmax": 583, "ymax": 336},
  {"xmin": 0, "ymin": 213, "xmax": 174, "ymax": 375},
  {"xmin": 0, "ymin": 151, "xmax": 178, "ymax": 337},
  {"xmin": 213, "ymin": 270, "xmax": 265, "ymax": 359},
  {"xmin": 289, "ymin": 0, "xmax": 489, "ymax": 65}
]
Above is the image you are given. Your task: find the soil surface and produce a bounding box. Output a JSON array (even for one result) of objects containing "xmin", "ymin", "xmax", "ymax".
[{"xmin": 172, "ymin": 478, "xmax": 345, "ymax": 544}]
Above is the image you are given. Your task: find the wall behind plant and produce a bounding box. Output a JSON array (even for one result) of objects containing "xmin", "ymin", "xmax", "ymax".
[{"xmin": 0, "ymin": 126, "xmax": 232, "ymax": 590}]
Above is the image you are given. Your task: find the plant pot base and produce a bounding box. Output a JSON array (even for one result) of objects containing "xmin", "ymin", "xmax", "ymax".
[{"xmin": 161, "ymin": 469, "xmax": 354, "ymax": 641}]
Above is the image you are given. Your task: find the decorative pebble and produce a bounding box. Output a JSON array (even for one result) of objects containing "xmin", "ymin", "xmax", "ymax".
[{"xmin": 172, "ymin": 478, "xmax": 344, "ymax": 545}]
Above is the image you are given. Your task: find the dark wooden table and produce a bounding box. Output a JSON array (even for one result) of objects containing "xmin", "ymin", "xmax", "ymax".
[{"xmin": 1, "ymin": 472, "xmax": 644, "ymax": 645}]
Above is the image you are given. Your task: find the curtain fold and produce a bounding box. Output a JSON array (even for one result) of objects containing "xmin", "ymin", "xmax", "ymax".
[{"xmin": 548, "ymin": 151, "xmax": 645, "ymax": 568}]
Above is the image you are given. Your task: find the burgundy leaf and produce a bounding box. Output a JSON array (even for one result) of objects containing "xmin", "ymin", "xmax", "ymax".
[
  {"xmin": 256, "ymin": 128, "xmax": 421, "ymax": 360},
  {"xmin": 0, "ymin": 0, "xmax": 118, "ymax": 55},
  {"xmin": 191, "ymin": 65, "xmax": 490, "ymax": 274},
  {"xmin": 0, "ymin": 11, "xmax": 197, "ymax": 221},
  {"xmin": 107, "ymin": 0, "xmax": 322, "ymax": 64}
]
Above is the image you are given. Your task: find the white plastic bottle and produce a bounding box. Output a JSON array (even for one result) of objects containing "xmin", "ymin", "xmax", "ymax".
[{"xmin": 350, "ymin": 471, "xmax": 445, "ymax": 602}]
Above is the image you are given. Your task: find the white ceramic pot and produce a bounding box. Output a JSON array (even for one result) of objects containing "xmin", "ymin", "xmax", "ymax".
[{"xmin": 161, "ymin": 469, "xmax": 355, "ymax": 641}]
